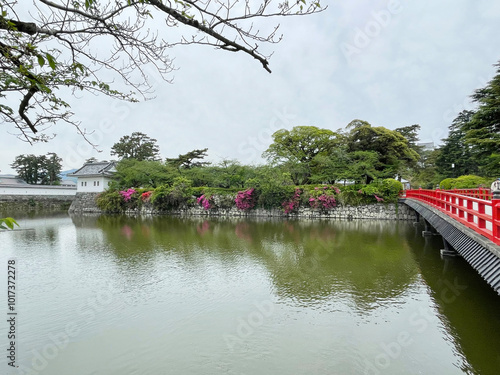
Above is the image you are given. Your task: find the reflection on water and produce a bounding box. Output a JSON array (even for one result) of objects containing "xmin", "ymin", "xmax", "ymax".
[{"xmin": 1, "ymin": 214, "xmax": 500, "ymax": 374}]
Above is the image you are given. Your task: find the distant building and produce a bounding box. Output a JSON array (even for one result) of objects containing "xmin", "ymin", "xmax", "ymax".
[
  {"xmin": 68, "ymin": 161, "xmax": 117, "ymax": 192},
  {"xmin": 417, "ymin": 142, "xmax": 435, "ymax": 151}
]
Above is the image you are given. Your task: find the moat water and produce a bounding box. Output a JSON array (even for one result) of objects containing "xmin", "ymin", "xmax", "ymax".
[{"xmin": 1, "ymin": 213, "xmax": 500, "ymax": 374}]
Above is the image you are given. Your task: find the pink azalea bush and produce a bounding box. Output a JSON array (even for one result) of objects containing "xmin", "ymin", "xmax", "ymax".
[
  {"xmin": 282, "ymin": 188, "xmax": 301, "ymax": 214},
  {"xmin": 235, "ymin": 188, "xmax": 256, "ymax": 211},
  {"xmin": 197, "ymin": 194, "xmax": 212, "ymax": 210},
  {"xmin": 309, "ymin": 194, "xmax": 337, "ymax": 210},
  {"xmin": 119, "ymin": 188, "xmax": 136, "ymax": 202},
  {"xmin": 308, "ymin": 185, "xmax": 339, "ymax": 211}
]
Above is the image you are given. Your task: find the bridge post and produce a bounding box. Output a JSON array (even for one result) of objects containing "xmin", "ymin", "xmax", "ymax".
[
  {"xmin": 413, "ymin": 211, "xmax": 421, "ymax": 226},
  {"xmin": 440, "ymin": 238, "xmax": 458, "ymax": 257},
  {"xmin": 492, "ymin": 179, "xmax": 500, "ymax": 243},
  {"xmin": 422, "ymin": 219, "xmax": 434, "ymax": 237}
]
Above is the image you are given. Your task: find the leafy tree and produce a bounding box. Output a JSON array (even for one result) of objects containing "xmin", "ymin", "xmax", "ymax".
[
  {"xmin": 462, "ymin": 61, "xmax": 500, "ymax": 175},
  {"xmin": 210, "ymin": 160, "xmax": 251, "ymax": 189},
  {"xmin": 345, "ymin": 120, "xmax": 419, "ymax": 182},
  {"xmin": 11, "ymin": 154, "xmax": 41, "ymax": 184},
  {"xmin": 395, "ymin": 124, "xmax": 423, "ymax": 154},
  {"xmin": 411, "ymin": 149, "xmax": 441, "ymax": 188},
  {"xmin": 436, "ymin": 110, "xmax": 479, "ymax": 178},
  {"xmin": 344, "ymin": 151, "xmax": 381, "ymax": 184},
  {"xmin": 244, "ymin": 165, "xmax": 295, "ymax": 209},
  {"xmin": 263, "ymin": 126, "xmax": 340, "ymax": 184},
  {"xmin": 0, "ymin": 0, "xmax": 323, "ymax": 142},
  {"xmin": 41, "ymin": 152, "xmax": 63, "ymax": 185},
  {"xmin": 310, "ymin": 154, "xmax": 344, "ymax": 184},
  {"xmin": 114, "ymin": 159, "xmax": 178, "ymax": 189},
  {"xmin": 166, "ymin": 148, "xmax": 210, "ymax": 170},
  {"xmin": 111, "ymin": 132, "xmax": 160, "ymax": 161},
  {"xmin": 10, "ymin": 153, "xmax": 62, "ymax": 185}
]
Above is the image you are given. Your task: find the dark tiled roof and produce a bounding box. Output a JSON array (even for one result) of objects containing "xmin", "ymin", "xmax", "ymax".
[{"xmin": 68, "ymin": 162, "xmax": 116, "ymax": 177}]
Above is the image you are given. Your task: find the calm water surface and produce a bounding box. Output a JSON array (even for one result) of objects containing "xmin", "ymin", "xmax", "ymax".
[{"xmin": 1, "ymin": 213, "xmax": 500, "ymax": 375}]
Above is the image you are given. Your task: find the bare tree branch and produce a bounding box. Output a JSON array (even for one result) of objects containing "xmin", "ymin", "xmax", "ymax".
[{"xmin": 0, "ymin": 0, "xmax": 325, "ymax": 142}]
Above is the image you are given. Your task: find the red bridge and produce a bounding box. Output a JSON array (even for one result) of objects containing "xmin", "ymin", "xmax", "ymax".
[
  {"xmin": 405, "ymin": 188, "xmax": 500, "ymax": 245},
  {"xmin": 402, "ymin": 188, "xmax": 500, "ymax": 294}
]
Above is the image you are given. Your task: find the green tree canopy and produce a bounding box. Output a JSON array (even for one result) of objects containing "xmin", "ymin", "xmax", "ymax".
[
  {"xmin": 395, "ymin": 124, "xmax": 423, "ymax": 154},
  {"xmin": 10, "ymin": 152, "xmax": 62, "ymax": 185},
  {"xmin": 42, "ymin": 152, "xmax": 63, "ymax": 185},
  {"xmin": 114, "ymin": 159, "xmax": 177, "ymax": 189},
  {"xmin": 263, "ymin": 126, "xmax": 340, "ymax": 164},
  {"xmin": 345, "ymin": 120, "xmax": 420, "ymax": 181},
  {"xmin": 344, "ymin": 151, "xmax": 381, "ymax": 184},
  {"xmin": 462, "ymin": 61, "xmax": 500, "ymax": 175},
  {"xmin": 0, "ymin": 0, "xmax": 323, "ymax": 142},
  {"xmin": 263, "ymin": 126, "xmax": 340, "ymax": 184},
  {"xmin": 166, "ymin": 148, "xmax": 210, "ymax": 170},
  {"xmin": 465, "ymin": 62, "xmax": 500, "ymax": 153},
  {"xmin": 436, "ymin": 110, "xmax": 479, "ymax": 178},
  {"xmin": 110, "ymin": 132, "xmax": 160, "ymax": 161}
]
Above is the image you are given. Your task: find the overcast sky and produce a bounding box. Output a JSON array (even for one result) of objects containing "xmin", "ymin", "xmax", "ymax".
[{"xmin": 1, "ymin": 0, "xmax": 500, "ymax": 174}]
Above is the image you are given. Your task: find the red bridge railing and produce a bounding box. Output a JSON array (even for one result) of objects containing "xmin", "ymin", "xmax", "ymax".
[{"xmin": 404, "ymin": 189, "xmax": 500, "ymax": 246}]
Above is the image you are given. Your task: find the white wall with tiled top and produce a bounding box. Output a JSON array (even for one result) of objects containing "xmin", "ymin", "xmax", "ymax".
[
  {"xmin": 0, "ymin": 185, "xmax": 76, "ymax": 195},
  {"xmin": 77, "ymin": 176, "xmax": 113, "ymax": 192}
]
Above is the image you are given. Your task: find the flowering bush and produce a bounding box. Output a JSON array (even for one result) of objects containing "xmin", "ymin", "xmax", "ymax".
[
  {"xmin": 197, "ymin": 194, "xmax": 212, "ymax": 210},
  {"xmin": 235, "ymin": 188, "xmax": 256, "ymax": 211},
  {"xmin": 119, "ymin": 188, "xmax": 136, "ymax": 202},
  {"xmin": 282, "ymin": 188, "xmax": 301, "ymax": 214},
  {"xmin": 309, "ymin": 194, "xmax": 337, "ymax": 210},
  {"xmin": 141, "ymin": 191, "xmax": 153, "ymax": 202},
  {"xmin": 308, "ymin": 185, "xmax": 338, "ymax": 211}
]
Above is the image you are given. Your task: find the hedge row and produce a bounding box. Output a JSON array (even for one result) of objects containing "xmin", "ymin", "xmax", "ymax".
[{"xmin": 96, "ymin": 178, "xmax": 403, "ymax": 213}]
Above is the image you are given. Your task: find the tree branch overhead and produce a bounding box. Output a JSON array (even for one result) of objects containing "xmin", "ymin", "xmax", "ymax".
[{"xmin": 0, "ymin": 0, "xmax": 324, "ymax": 142}]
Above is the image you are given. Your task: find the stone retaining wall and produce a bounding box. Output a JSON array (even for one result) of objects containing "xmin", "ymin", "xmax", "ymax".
[
  {"xmin": 0, "ymin": 195, "xmax": 74, "ymax": 213},
  {"xmin": 137, "ymin": 203, "xmax": 415, "ymax": 220},
  {"xmin": 69, "ymin": 193, "xmax": 416, "ymax": 220},
  {"xmin": 68, "ymin": 192, "xmax": 101, "ymax": 213}
]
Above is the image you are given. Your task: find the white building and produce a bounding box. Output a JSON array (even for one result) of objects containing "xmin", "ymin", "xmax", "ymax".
[{"xmin": 68, "ymin": 161, "xmax": 117, "ymax": 192}]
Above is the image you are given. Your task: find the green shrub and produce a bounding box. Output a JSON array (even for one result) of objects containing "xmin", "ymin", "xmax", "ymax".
[
  {"xmin": 379, "ymin": 179, "xmax": 403, "ymax": 202},
  {"xmin": 452, "ymin": 175, "xmax": 488, "ymax": 189},
  {"xmin": 439, "ymin": 178, "xmax": 454, "ymax": 190},
  {"xmin": 439, "ymin": 175, "xmax": 488, "ymax": 190},
  {"xmin": 338, "ymin": 189, "xmax": 365, "ymax": 206},
  {"xmin": 257, "ymin": 184, "xmax": 295, "ymax": 209},
  {"xmin": 96, "ymin": 190, "xmax": 125, "ymax": 213},
  {"xmin": 150, "ymin": 177, "xmax": 193, "ymax": 210}
]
